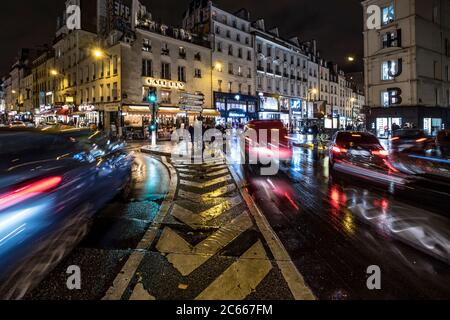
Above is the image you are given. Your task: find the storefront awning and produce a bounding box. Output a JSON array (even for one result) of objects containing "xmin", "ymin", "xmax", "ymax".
[{"xmin": 123, "ymin": 106, "xmax": 151, "ymax": 115}]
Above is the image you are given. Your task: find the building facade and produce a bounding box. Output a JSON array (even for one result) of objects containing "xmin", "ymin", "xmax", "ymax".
[
  {"xmin": 252, "ymin": 19, "xmax": 309, "ymax": 129},
  {"xmin": 183, "ymin": 1, "xmax": 257, "ymax": 125},
  {"xmin": 363, "ymin": 0, "xmax": 450, "ymax": 137}
]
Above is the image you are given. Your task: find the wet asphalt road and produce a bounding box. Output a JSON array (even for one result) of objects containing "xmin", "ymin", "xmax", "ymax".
[
  {"xmin": 240, "ymin": 146, "xmax": 450, "ymax": 300},
  {"xmin": 26, "ymin": 142, "xmax": 450, "ymax": 300},
  {"xmin": 27, "ymin": 149, "xmax": 169, "ymax": 300}
]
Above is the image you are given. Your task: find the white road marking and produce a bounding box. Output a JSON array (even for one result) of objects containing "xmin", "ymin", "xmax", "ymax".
[
  {"xmin": 156, "ymin": 213, "xmax": 253, "ymax": 276},
  {"xmin": 180, "ymin": 175, "xmax": 232, "ymax": 189},
  {"xmin": 172, "ymin": 196, "xmax": 243, "ymax": 229},
  {"xmin": 178, "ymin": 184, "xmax": 237, "ymax": 202},
  {"xmin": 228, "ymin": 165, "xmax": 316, "ymax": 300},
  {"xmin": 130, "ymin": 283, "xmax": 156, "ymax": 301},
  {"xmin": 103, "ymin": 156, "xmax": 178, "ymax": 300},
  {"xmin": 179, "ymin": 168, "xmax": 230, "ymax": 179},
  {"xmin": 195, "ymin": 241, "xmax": 273, "ymax": 300}
]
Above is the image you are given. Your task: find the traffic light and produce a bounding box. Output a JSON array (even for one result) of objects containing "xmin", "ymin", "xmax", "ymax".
[
  {"xmin": 148, "ymin": 88, "xmax": 157, "ymax": 103},
  {"xmin": 149, "ymin": 123, "xmax": 157, "ymax": 132}
]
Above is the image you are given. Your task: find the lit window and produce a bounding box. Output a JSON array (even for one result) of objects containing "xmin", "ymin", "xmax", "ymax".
[
  {"xmin": 381, "ymin": 60, "xmax": 397, "ymax": 80},
  {"xmin": 382, "ymin": 3, "xmax": 395, "ymax": 25}
]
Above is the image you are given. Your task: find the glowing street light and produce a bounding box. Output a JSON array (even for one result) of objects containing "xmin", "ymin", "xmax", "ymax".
[
  {"xmin": 11, "ymin": 90, "xmax": 16, "ymax": 94},
  {"xmin": 347, "ymin": 56, "xmax": 355, "ymax": 62},
  {"xmin": 92, "ymin": 48, "xmax": 106, "ymax": 59},
  {"xmin": 50, "ymin": 69, "xmax": 59, "ymax": 76},
  {"xmin": 214, "ymin": 62, "xmax": 223, "ymax": 71}
]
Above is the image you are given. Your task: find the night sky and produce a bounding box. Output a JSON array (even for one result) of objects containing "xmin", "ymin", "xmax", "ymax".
[{"xmin": 0, "ymin": 0, "xmax": 364, "ymax": 77}]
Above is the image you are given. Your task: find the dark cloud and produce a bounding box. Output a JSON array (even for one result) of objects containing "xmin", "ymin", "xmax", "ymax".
[{"xmin": 0, "ymin": 0, "xmax": 363, "ymax": 76}]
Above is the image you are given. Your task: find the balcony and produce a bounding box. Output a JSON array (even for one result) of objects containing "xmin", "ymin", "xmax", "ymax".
[
  {"xmin": 179, "ymin": 52, "xmax": 186, "ymax": 59},
  {"xmin": 283, "ymin": 73, "xmax": 289, "ymax": 78},
  {"xmin": 257, "ymin": 66, "xmax": 264, "ymax": 72},
  {"xmin": 275, "ymin": 71, "xmax": 281, "ymax": 76},
  {"xmin": 266, "ymin": 69, "xmax": 274, "ymax": 74},
  {"xmin": 162, "ymin": 49, "xmax": 170, "ymax": 56}
]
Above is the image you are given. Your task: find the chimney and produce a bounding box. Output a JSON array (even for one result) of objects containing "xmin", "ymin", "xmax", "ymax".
[
  {"xmin": 268, "ymin": 27, "xmax": 279, "ymax": 37},
  {"xmin": 289, "ymin": 36, "xmax": 300, "ymax": 46},
  {"xmin": 254, "ymin": 19, "xmax": 265, "ymax": 31}
]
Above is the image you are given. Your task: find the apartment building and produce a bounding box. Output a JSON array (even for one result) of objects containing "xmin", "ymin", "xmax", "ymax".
[
  {"xmin": 183, "ymin": 0, "xmax": 257, "ymax": 125},
  {"xmin": 363, "ymin": 0, "xmax": 450, "ymax": 136}
]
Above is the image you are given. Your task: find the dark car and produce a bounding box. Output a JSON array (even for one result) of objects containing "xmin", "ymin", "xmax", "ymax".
[
  {"xmin": 390, "ymin": 129, "xmax": 433, "ymax": 153},
  {"xmin": 329, "ymin": 131, "xmax": 407, "ymax": 185},
  {"xmin": 0, "ymin": 128, "xmax": 133, "ymax": 299}
]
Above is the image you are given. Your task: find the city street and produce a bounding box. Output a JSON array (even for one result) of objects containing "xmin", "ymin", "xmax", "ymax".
[{"xmin": 25, "ymin": 142, "xmax": 450, "ymax": 300}]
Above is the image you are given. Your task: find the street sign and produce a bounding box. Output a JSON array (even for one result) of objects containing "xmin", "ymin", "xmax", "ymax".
[
  {"xmin": 179, "ymin": 92, "xmax": 205, "ymax": 113},
  {"xmin": 180, "ymin": 105, "xmax": 203, "ymax": 112}
]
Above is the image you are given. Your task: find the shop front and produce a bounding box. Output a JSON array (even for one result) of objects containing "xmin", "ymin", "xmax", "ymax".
[
  {"xmin": 214, "ymin": 92, "xmax": 257, "ymax": 127},
  {"xmin": 366, "ymin": 106, "xmax": 450, "ymax": 138}
]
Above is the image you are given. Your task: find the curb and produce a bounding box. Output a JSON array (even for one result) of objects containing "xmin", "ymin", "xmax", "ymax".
[
  {"xmin": 228, "ymin": 165, "xmax": 316, "ymax": 301},
  {"xmin": 140, "ymin": 146, "xmax": 172, "ymax": 158},
  {"xmin": 103, "ymin": 155, "xmax": 178, "ymax": 300}
]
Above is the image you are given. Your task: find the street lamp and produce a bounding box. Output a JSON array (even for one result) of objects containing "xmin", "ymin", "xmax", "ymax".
[
  {"xmin": 350, "ymin": 97, "xmax": 356, "ymax": 128},
  {"xmin": 50, "ymin": 69, "xmax": 59, "ymax": 76},
  {"xmin": 214, "ymin": 62, "xmax": 223, "ymax": 72},
  {"xmin": 92, "ymin": 48, "xmax": 112, "ymax": 59}
]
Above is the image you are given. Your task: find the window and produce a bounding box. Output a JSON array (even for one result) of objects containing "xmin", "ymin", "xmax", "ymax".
[
  {"xmin": 228, "ymin": 45, "xmax": 233, "ymax": 56},
  {"xmin": 215, "ymin": 26, "xmax": 220, "ymax": 34},
  {"xmin": 178, "ymin": 66, "xmax": 186, "ymax": 82},
  {"xmin": 226, "ymin": 30, "xmax": 231, "ymax": 38},
  {"xmin": 218, "ymin": 80, "xmax": 223, "ymax": 92},
  {"xmin": 217, "ymin": 42, "xmax": 222, "ymax": 52},
  {"xmin": 228, "ymin": 81, "xmax": 232, "ymax": 93},
  {"xmin": 161, "ymin": 63, "xmax": 171, "ymax": 80},
  {"xmin": 247, "ymin": 50, "xmax": 252, "ymax": 61},
  {"xmin": 160, "ymin": 90, "xmax": 171, "ymax": 104},
  {"xmin": 113, "ymin": 56, "xmax": 118, "ymax": 74},
  {"xmin": 194, "ymin": 69, "xmax": 202, "ymax": 78},
  {"xmin": 257, "ymin": 43, "xmax": 262, "ymax": 54},
  {"xmin": 228, "ymin": 63, "xmax": 233, "ymax": 75},
  {"xmin": 238, "ymin": 48, "xmax": 243, "ymax": 58},
  {"xmin": 236, "ymin": 34, "xmax": 241, "ymax": 42},
  {"xmin": 162, "ymin": 43, "xmax": 170, "ymax": 55},
  {"xmin": 382, "ymin": 29, "xmax": 401, "ymax": 48},
  {"xmin": 381, "ymin": 60, "xmax": 397, "ymax": 80},
  {"xmin": 238, "ymin": 83, "xmax": 242, "ymax": 93},
  {"xmin": 238, "ymin": 66, "xmax": 242, "ymax": 77},
  {"xmin": 194, "ymin": 52, "xmax": 201, "ymax": 61},
  {"xmin": 381, "ymin": 88, "xmax": 401, "ymax": 107},
  {"xmin": 142, "ymin": 59, "xmax": 153, "ymax": 77},
  {"xmin": 382, "ymin": 3, "xmax": 395, "ymax": 25},
  {"xmin": 179, "ymin": 47, "xmax": 186, "ymax": 59},
  {"xmin": 142, "ymin": 38, "xmax": 152, "ymax": 52}
]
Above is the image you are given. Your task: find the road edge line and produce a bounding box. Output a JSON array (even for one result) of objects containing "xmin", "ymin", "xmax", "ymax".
[
  {"xmin": 228, "ymin": 164, "xmax": 316, "ymax": 301},
  {"xmin": 102, "ymin": 154, "xmax": 178, "ymax": 300}
]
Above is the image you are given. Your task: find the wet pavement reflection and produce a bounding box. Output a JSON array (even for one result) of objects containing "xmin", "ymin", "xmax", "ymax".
[{"xmin": 240, "ymin": 146, "xmax": 450, "ymax": 300}]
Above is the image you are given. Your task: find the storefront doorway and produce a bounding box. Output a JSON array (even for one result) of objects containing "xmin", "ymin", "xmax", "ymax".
[{"xmin": 376, "ymin": 117, "xmax": 402, "ymax": 138}]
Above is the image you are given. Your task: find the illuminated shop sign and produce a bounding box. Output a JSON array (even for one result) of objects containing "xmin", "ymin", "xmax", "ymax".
[
  {"xmin": 260, "ymin": 95, "xmax": 278, "ymax": 111},
  {"xmin": 291, "ymin": 99, "xmax": 303, "ymax": 115},
  {"xmin": 144, "ymin": 77, "xmax": 186, "ymax": 90}
]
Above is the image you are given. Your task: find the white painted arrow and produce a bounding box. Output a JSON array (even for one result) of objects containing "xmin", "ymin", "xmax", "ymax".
[
  {"xmin": 180, "ymin": 175, "xmax": 233, "ymax": 189},
  {"xmin": 172, "ymin": 195, "xmax": 243, "ymax": 228},
  {"xmin": 178, "ymin": 184, "xmax": 237, "ymax": 202},
  {"xmin": 156, "ymin": 213, "xmax": 253, "ymax": 276},
  {"xmin": 195, "ymin": 240, "xmax": 273, "ymax": 300}
]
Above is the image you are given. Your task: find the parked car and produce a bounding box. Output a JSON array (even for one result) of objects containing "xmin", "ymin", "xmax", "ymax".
[{"xmin": 0, "ymin": 127, "xmax": 133, "ymax": 299}]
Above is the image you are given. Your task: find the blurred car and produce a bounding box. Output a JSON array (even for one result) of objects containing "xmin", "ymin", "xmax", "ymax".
[
  {"xmin": 244, "ymin": 120, "xmax": 293, "ymax": 165},
  {"xmin": 390, "ymin": 129, "xmax": 433, "ymax": 153},
  {"xmin": 329, "ymin": 131, "xmax": 407, "ymax": 185},
  {"xmin": 0, "ymin": 128, "xmax": 133, "ymax": 299},
  {"xmin": 9, "ymin": 121, "xmax": 27, "ymax": 128},
  {"xmin": 436, "ymin": 129, "xmax": 450, "ymax": 157}
]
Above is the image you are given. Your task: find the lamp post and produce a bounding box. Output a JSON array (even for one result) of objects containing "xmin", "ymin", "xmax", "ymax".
[{"xmin": 350, "ymin": 97, "xmax": 356, "ymax": 129}]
